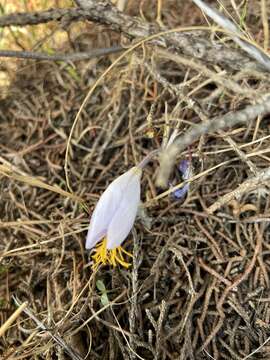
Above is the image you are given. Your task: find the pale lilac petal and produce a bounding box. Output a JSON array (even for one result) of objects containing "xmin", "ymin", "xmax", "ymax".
[
  {"xmin": 106, "ymin": 168, "xmax": 141, "ymax": 249},
  {"xmin": 86, "ymin": 228, "xmax": 107, "ymax": 250},
  {"xmin": 171, "ymin": 160, "xmax": 192, "ymax": 200},
  {"xmin": 173, "ymin": 183, "xmax": 189, "ymax": 200},
  {"xmin": 178, "ymin": 160, "xmax": 190, "ymax": 179},
  {"xmin": 85, "ymin": 168, "xmax": 139, "ymax": 249}
]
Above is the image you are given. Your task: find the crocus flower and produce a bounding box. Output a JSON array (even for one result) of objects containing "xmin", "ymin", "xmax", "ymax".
[
  {"xmin": 86, "ymin": 166, "xmax": 142, "ymax": 269},
  {"xmin": 172, "ymin": 159, "xmax": 192, "ymax": 200}
]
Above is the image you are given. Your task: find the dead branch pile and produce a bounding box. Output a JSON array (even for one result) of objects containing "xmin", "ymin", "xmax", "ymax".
[{"xmin": 1, "ymin": 1, "xmax": 270, "ymax": 359}]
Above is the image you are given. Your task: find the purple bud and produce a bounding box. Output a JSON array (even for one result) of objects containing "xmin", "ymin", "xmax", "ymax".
[
  {"xmin": 173, "ymin": 183, "xmax": 190, "ymax": 199},
  {"xmin": 178, "ymin": 160, "xmax": 190, "ymax": 180},
  {"xmin": 172, "ymin": 160, "xmax": 192, "ymax": 200}
]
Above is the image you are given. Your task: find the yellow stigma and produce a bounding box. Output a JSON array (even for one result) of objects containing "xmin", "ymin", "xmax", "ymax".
[{"xmin": 92, "ymin": 238, "xmax": 133, "ymax": 269}]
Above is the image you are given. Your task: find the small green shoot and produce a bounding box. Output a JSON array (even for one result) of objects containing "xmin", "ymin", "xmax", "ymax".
[{"xmin": 96, "ymin": 279, "xmax": 110, "ymax": 306}]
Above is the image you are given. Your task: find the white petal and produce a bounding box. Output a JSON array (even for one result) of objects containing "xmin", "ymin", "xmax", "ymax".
[
  {"xmin": 106, "ymin": 167, "xmax": 141, "ymax": 249},
  {"xmin": 85, "ymin": 167, "xmax": 140, "ymax": 249}
]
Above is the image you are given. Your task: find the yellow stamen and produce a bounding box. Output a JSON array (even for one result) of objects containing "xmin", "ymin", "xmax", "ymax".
[
  {"xmin": 92, "ymin": 238, "xmax": 133, "ymax": 269},
  {"xmin": 119, "ymin": 247, "xmax": 133, "ymax": 257}
]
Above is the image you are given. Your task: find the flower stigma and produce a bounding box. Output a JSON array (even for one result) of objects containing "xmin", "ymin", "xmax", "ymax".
[{"xmin": 91, "ymin": 238, "xmax": 133, "ymax": 269}]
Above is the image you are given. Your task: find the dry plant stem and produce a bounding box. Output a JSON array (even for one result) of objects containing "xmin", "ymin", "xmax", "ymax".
[
  {"xmin": 201, "ymin": 224, "xmax": 262, "ymax": 352},
  {"xmin": 154, "ymin": 300, "xmax": 167, "ymax": 360},
  {"xmin": 156, "ymin": 48, "xmax": 255, "ymax": 97},
  {"xmin": 12, "ymin": 297, "xmax": 84, "ymax": 360},
  {"xmin": 191, "ymin": 0, "xmax": 270, "ymax": 71},
  {"xmin": 0, "ymin": 301, "xmax": 27, "ymax": 337},
  {"xmin": 242, "ymin": 334, "xmax": 270, "ymax": 360},
  {"xmin": 261, "ymin": 0, "xmax": 269, "ymax": 50},
  {"xmin": 220, "ymin": 131, "xmax": 258, "ymax": 176},
  {"xmin": 129, "ymin": 229, "xmax": 140, "ymax": 359},
  {"xmin": 0, "ymin": 8, "xmax": 90, "ymax": 27},
  {"xmin": 207, "ymin": 166, "xmax": 270, "ymax": 214},
  {"xmin": 0, "ymin": 47, "xmax": 123, "ymax": 62},
  {"xmin": 64, "ymin": 25, "xmax": 269, "ymax": 191},
  {"xmin": 157, "ymin": 94, "xmax": 270, "ymax": 188},
  {"xmin": 69, "ymin": 291, "xmax": 127, "ymax": 337},
  {"xmin": 169, "ymin": 246, "xmax": 195, "ymax": 294},
  {"xmin": 146, "ymin": 55, "xmax": 258, "ymax": 178},
  {"xmin": 1, "ymin": 1, "xmax": 269, "ymax": 71},
  {"xmin": 138, "ymin": 149, "xmax": 159, "ymax": 169},
  {"xmin": 0, "ymin": 164, "xmax": 83, "ymax": 202},
  {"xmin": 198, "ymin": 258, "xmax": 231, "ymax": 286},
  {"xmin": 73, "ymin": 0, "xmax": 266, "ymax": 72}
]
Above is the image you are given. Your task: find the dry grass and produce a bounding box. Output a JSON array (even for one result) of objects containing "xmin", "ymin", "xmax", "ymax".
[{"xmin": 1, "ymin": 0, "xmax": 270, "ymax": 359}]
